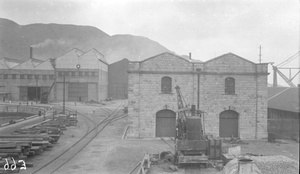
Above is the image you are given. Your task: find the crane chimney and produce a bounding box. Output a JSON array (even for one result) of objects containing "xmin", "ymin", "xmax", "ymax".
[{"xmin": 189, "ymin": 52, "xmax": 192, "ymax": 60}]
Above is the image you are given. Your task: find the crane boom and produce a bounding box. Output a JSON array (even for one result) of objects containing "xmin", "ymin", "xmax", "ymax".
[
  {"xmin": 175, "ymin": 86, "xmax": 187, "ymax": 119},
  {"xmin": 274, "ymin": 66, "xmax": 296, "ymax": 87}
]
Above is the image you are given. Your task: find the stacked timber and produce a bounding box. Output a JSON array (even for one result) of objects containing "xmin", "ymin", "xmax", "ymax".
[
  {"xmin": 13, "ymin": 126, "xmax": 62, "ymax": 136},
  {"xmin": 43, "ymin": 114, "xmax": 77, "ymax": 127},
  {"xmin": 0, "ymin": 129, "xmax": 62, "ymax": 172}
]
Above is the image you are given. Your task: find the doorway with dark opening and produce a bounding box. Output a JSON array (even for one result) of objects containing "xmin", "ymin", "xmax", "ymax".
[{"xmin": 27, "ymin": 87, "xmax": 41, "ymax": 101}]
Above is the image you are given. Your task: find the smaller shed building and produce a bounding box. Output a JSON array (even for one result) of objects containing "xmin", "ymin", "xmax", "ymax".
[
  {"xmin": 268, "ymin": 87, "xmax": 300, "ymax": 139},
  {"xmin": 108, "ymin": 58, "xmax": 129, "ymax": 99}
]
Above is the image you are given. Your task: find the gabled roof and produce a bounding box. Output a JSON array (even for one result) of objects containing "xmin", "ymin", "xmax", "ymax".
[
  {"xmin": 0, "ymin": 58, "xmax": 9, "ymax": 69},
  {"xmin": 92, "ymin": 48, "xmax": 107, "ymax": 64},
  {"xmin": 11, "ymin": 59, "xmax": 35, "ymax": 70},
  {"xmin": 55, "ymin": 48, "xmax": 107, "ymax": 69},
  {"xmin": 268, "ymin": 87, "xmax": 288, "ymax": 99},
  {"xmin": 31, "ymin": 58, "xmax": 44, "ymax": 66},
  {"xmin": 2, "ymin": 57, "xmax": 21, "ymax": 69},
  {"xmin": 140, "ymin": 52, "xmax": 190, "ymax": 63},
  {"xmin": 268, "ymin": 87, "xmax": 300, "ymax": 113},
  {"xmin": 80, "ymin": 48, "xmax": 107, "ymax": 65},
  {"xmin": 204, "ymin": 53, "xmax": 256, "ymax": 65},
  {"xmin": 34, "ymin": 59, "xmax": 54, "ymax": 70}
]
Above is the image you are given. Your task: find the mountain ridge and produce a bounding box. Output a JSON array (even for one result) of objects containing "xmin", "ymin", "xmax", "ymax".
[{"xmin": 0, "ymin": 18, "xmax": 171, "ymax": 63}]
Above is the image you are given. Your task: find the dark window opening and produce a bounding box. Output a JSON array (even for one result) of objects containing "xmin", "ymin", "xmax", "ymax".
[
  {"xmin": 85, "ymin": 72, "xmax": 89, "ymax": 76},
  {"xmin": 12, "ymin": 74, "xmax": 16, "ymax": 79},
  {"xmin": 27, "ymin": 74, "xmax": 32, "ymax": 79},
  {"xmin": 43, "ymin": 75, "xmax": 47, "ymax": 80},
  {"xmin": 20, "ymin": 75, "xmax": 25, "ymax": 79},
  {"xmin": 161, "ymin": 76, "xmax": 172, "ymax": 93},
  {"xmin": 225, "ymin": 77, "xmax": 235, "ymax": 95},
  {"xmin": 4, "ymin": 74, "xmax": 8, "ymax": 79}
]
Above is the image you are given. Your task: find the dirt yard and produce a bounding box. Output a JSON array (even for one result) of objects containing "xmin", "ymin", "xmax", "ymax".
[{"xmin": 15, "ymin": 101, "xmax": 298, "ymax": 174}]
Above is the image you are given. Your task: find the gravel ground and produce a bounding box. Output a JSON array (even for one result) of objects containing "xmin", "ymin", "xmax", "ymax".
[
  {"xmin": 11, "ymin": 100, "xmax": 298, "ymax": 174},
  {"xmin": 251, "ymin": 155, "xmax": 299, "ymax": 174},
  {"xmin": 222, "ymin": 139, "xmax": 299, "ymax": 162}
]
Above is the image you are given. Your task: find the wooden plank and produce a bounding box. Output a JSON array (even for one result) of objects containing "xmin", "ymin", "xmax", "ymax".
[
  {"xmin": 0, "ymin": 138, "xmax": 44, "ymax": 141},
  {"xmin": 31, "ymin": 141, "xmax": 49, "ymax": 146},
  {"xmin": 0, "ymin": 148, "xmax": 22, "ymax": 153},
  {"xmin": 0, "ymin": 143, "xmax": 17, "ymax": 149},
  {"xmin": 0, "ymin": 153, "xmax": 21, "ymax": 158},
  {"xmin": 178, "ymin": 155, "xmax": 208, "ymax": 164},
  {"xmin": 0, "ymin": 168, "xmax": 20, "ymax": 173}
]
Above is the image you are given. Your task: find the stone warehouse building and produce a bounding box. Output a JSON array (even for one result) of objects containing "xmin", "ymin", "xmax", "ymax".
[
  {"xmin": 127, "ymin": 52, "xmax": 269, "ymax": 139},
  {"xmin": 0, "ymin": 48, "xmax": 108, "ymax": 102}
]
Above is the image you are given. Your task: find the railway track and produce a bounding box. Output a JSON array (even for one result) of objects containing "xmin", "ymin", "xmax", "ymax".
[{"xmin": 30, "ymin": 101, "xmax": 126, "ymax": 174}]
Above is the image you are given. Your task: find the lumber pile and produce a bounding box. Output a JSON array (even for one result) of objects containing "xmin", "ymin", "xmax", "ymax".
[
  {"xmin": 0, "ymin": 112, "xmax": 77, "ymax": 173},
  {"xmin": 0, "ymin": 124, "xmax": 64, "ymax": 172},
  {"xmin": 42, "ymin": 114, "xmax": 77, "ymax": 127}
]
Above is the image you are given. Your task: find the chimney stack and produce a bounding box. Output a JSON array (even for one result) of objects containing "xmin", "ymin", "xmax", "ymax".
[
  {"xmin": 189, "ymin": 52, "xmax": 192, "ymax": 60},
  {"xmin": 50, "ymin": 58, "xmax": 56, "ymax": 69},
  {"xmin": 30, "ymin": 46, "xmax": 33, "ymax": 59}
]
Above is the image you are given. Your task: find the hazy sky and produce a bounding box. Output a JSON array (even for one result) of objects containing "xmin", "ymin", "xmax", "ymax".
[{"xmin": 0, "ymin": 0, "xmax": 299, "ymax": 85}]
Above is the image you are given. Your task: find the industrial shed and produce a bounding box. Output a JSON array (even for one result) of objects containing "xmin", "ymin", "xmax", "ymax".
[
  {"xmin": 268, "ymin": 87, "xmax": 300, "ymax": 139},
  {"xmin": 0, "ymin": 57, "xmax": 54, "ymax": 101},
  {"xmin": 54, "ymin": 48, "xmax": 108, "ymax": 101},
  {"xmin": 108, "ymin": 58, "xmax": 129, "ymax": 99},
  {"xmin": 0, "ymin": 47, "xmax": 108, "ymax": 102},
  {"xmin": 127, "ymin": 52, "xmax": 269, "ymax": 139}
]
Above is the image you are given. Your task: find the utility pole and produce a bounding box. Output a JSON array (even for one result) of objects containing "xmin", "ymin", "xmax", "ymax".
[
  {"xmin": 76, "ymin": 64, "xmax": 81, "ymax": 104},
  {"xmin": 35, "ymin": 74, "xmax": 38, "ymax": 104},
  {"xmin": 259, "ymin": 45, "xmax": 262, "ymax": 63},
  {"xmin": 63, "ymin": 74, "xmax": 65, "ymax": 114}
]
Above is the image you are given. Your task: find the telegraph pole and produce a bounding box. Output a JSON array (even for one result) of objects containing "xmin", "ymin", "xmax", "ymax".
[
  {"xmin": 63, "ymin": 74, "xmax": 65, "ymax": 114},
  {"xmin": 76, "ymin": 64, "xmax": 81, "ymax": 104}
]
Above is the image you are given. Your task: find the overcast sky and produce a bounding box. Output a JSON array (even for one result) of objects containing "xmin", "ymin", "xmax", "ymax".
[{"xmin": 0, "ymin": 0, "xmax": 299, "ymax": 85}]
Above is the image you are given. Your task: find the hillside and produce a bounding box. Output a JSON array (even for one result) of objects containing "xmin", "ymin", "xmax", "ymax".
[{"xmin": 0, "ymin": 18, "xmax": 171, "ymax": 63}]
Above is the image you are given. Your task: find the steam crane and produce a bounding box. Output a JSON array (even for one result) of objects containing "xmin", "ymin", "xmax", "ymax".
[
  {"xmin": 272, "ymin": 51, "xmax": 300, "ymax": 87},
  {"xmin": 174, "ymin": 85, "xmax": 222, "ymax": 167}
]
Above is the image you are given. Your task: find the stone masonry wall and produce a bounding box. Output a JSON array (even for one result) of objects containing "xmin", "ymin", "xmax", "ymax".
[{"xmin": 128, "ymin": 52, "xmax": 268, "ymax": 139}]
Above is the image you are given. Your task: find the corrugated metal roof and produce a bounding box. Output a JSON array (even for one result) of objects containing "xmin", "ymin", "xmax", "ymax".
[
  {"xmin": 0, "ymin": 58, "xmax": 9, "ymax": 69},
  {"xmin": 34, "ymin": 59, "xmax": 54, "ymax": 70},
  {"xmin": 268, "ymin": 87, "xmax": 300, "ymax": 113},
  {"xmin": 31, "ymin": 58, "xmax": 43, "ymax": 66},
  {"xmin": 4, "ymin": 60, "xmax": 20, "ymax": 69},
  {"xmin": 92, "ymin": 48, "xmax": 107, "ymax": 64},
  {"xmin": 55, "ymin": 48, "xmax": 81, "ymax": 69},
  {"xmin": 12, "ymin": 59, "xmax": 35, "ymax": 70}
]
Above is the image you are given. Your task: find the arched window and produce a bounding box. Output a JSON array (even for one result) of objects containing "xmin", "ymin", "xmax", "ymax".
[
  {"xmin": 225, "ymin": 77, "xmax": 235, "ymax": 94},
  {"xmin": 161, "ymin": 76, "xmax": 172, "ymax": 93}
]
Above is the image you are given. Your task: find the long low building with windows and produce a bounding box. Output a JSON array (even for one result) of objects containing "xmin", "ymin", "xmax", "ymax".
[
  {"xmin": 127, "ymin": 52, "xmax": 269, "ymax": 139},
  {"xmin": 0, "ymin": 47, "xmax": 108, "ymax": 102}
]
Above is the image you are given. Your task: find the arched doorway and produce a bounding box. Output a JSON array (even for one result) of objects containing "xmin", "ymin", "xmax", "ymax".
[
  {"xmin": 156, "ymin": 109, "xmax": 176, "ymax": 137},
  {"xmin": 219, "ymin": 110, "xmax": 239, "ymax": 138}
]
